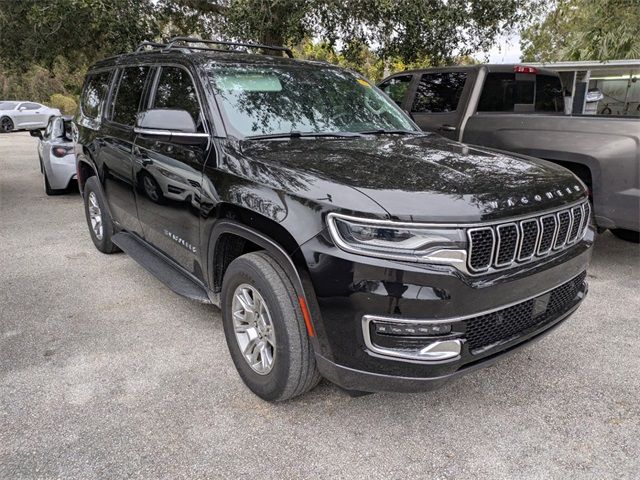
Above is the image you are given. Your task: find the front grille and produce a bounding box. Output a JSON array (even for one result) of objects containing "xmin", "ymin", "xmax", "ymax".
[
  {"xmin": 467, "ymin": 201, "xmax": 590, "ymax": 273},
  {"xmin": 465, "ymin": 271, "xmax": 587, "ymax": 353}
]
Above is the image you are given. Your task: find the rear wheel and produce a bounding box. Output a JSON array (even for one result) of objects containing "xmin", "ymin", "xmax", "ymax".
[
  {"xmin": 0, "ymin": 116, "xmax": 13, "ymax": 133},
  {"xmin": 611, "ymin": 229, "xmax": 640, "ymax": 243},
  {"xmin": 221, "ymin": 251, "xmax": 321, "ymax": 401},
  {"xmin": 83, "ymin": 176, "xmax": 119, "ymax": 253}
]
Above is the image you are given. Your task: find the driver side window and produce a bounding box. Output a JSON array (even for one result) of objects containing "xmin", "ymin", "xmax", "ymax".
[{"xmin": 379, "ymin": 75, "xmax": 412, "ymax": 106}]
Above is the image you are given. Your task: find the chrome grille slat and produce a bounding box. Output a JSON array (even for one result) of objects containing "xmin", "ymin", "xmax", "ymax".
[
  {"xmin": 495, "ymin": 223, "xmax": 519, "ymax": 267},
  {"xmin": 518, "ymin": 219, "xmax": 540, "ymax": 260},
  {"xmin": 467, "ymin": 200, "xmax": 589, "ymax": 275},
  {"xmin": 467, "ymin": 227, "xmax": 495, "ymax": 272},
  {"xmin": 554, "ymin": 210, "xmax": 571, "ymax": 249},
  {"xmin": 538, "ymin": 214, "xmax": 557, "ymax": 255},
  {"xmin": 568, "ymin": 206, "xmax": 583, "ymax": 243}
]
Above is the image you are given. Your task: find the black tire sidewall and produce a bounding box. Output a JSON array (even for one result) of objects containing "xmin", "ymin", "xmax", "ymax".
[{"xmin": 221, "ymin": 257, "xmax": 296, "ymax": 401}]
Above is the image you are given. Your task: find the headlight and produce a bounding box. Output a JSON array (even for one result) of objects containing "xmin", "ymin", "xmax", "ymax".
[{"xmin": 327, "ymin": 213, "xmax": 466, "ymax": 263}]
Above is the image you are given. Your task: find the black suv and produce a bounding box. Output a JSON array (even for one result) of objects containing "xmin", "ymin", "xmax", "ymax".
[{"xmin": 74, "ymin": 38, "xmax": 593, "ymax": 401}]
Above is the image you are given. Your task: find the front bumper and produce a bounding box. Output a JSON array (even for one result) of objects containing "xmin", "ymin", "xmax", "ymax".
[{"xmin": 300, "ymin": 228, "xmax": 593, "ymax": 392}]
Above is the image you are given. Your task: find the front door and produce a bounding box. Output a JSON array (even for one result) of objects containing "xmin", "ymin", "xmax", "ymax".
[
  {"xmin": 133, "ymin": 65, "xmax": 211, "ymax": 276},
  {"xmin": 409, "ymin": 70, "xmax": 473, "ymax": 140},
  {"xmin": 98, "ymin": 65, "xmax": 152, "ymax": 234}
]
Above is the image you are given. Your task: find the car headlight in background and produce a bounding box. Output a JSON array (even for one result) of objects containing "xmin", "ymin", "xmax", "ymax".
[{"xmin": 326, "ymin": 213, "xmax": 467, "ymax": 264}]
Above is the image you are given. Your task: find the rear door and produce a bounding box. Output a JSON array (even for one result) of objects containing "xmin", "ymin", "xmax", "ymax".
[
  {"xmin": 408, "ymin": 69, "xmax": 474, "ymax": 139},
  {"xmin": 133, "ymin": 64, "xmax": 211, "ymax": 274},
  {"xmin": 98, "ymin": 65, "xmax": 153, "ymax": 234}
]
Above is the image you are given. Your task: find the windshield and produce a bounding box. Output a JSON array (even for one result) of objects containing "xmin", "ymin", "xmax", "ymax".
[
  {"xmin": 0, "ymin": 102, "xmax": 18, "ymax": 110},
  {"xmin": 206, "ymin": 63, "xmax": 417, "ymax": 138}
]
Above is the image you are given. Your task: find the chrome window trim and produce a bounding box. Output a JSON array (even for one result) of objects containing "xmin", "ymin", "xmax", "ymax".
[
  {"xmin": 494, "ymin": 222, "xmax": 519, "ymax": 267},
  {"xmin": 361, "ymin": 270, "xmax": 587, "ymax": 363},
  {"xmin": 517, "ymin": 218, "xmax": 540, "ymax": 261},
  {"xmin": 467, "ymin": 226, "xmax": 495, "ymax": 272}
]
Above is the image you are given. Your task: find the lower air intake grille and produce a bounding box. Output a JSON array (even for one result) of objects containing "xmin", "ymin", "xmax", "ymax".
[{"xmin": 465, "ymin": 271, "xmax": 587, "ymax": 354}]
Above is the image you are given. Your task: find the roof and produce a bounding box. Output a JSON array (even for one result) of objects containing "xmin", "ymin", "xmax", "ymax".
[{"xmin": 389, "ymin": 63, "xmax": 559, "ymax": 77}]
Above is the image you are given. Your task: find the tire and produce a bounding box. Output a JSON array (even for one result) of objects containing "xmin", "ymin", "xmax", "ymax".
[
  {"xmin": 611, "ymin": 228, "xmax": 640, "ymax": 243},
  {"xmin": 221, "ymin": 251, "xmax": 321, "ymax": 401},
  {"xmin": 43, "ymin": 168, "xmax": 65, "ymax": 196},
  {"xmin": 0, "ymin": 116, "xmax": 14, "ymax": 133},
  {"xmin": 83, "ymin": 176, "xmax": 119, "ymax": 253}
]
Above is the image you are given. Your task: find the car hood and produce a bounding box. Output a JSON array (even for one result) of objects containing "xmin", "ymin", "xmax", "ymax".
[{"xmin": 236, "ymin": 133, "xmax": 586, "ymax": 222}]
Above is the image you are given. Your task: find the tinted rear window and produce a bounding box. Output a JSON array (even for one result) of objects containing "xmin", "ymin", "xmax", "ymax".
[
  {"xmin": 81, "ymin": 71, "xmax": 112, "ymax": 120},
  {"xmin": 111, "ymin": 66, "xmax": 150, "ymax": 126},
  {"xmin": 478, "ymin": 72, "xmax": 563, "ymax": 113},
  {"xmin": 412, "ymin": 72, "xmax": 468, "ymax": 113}
]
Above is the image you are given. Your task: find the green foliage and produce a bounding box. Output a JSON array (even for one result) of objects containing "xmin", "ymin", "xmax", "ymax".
[
  {"xmin": 521, "ymin": 0, "xmax": 640, "ymax": 62},
  {"xmin": 49, "ymin": 93, "xmax": 78, "ymax": 115},
  {"xmin": 160, "ymin": 0, "xmax": 538, "ymax": 64},
  {"xmin": 0, "ymin": 0, "xmax": 159, "ymax": 72},
  {"xmin": 294, "ymin": 40, "xmax": 452, "ymax": 82},
  {"xmin": 0, "ymin": 0, "xmax": 534, "ymax": 104}
]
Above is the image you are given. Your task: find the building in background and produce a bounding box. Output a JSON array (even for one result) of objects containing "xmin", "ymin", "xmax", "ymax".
[{"xmin": 530, "ymin": 60, "xmax": 640, "ymax": 116}]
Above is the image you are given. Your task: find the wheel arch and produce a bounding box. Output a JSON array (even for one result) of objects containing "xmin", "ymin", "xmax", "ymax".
[{"xmin": 206, "ymin": 214, "xmax": 319, "ymax": 338}]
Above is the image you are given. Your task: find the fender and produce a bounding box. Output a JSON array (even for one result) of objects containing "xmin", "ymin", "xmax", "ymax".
[{"xmin": 207, "ymin": 220, "xmax": 319, "ymax": 339}]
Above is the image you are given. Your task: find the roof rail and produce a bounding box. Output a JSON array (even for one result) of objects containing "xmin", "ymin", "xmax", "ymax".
[
  {"xmin": 135, "ymin": 41, "xmax": 167, "ymax": 52},
  {"xmin": 161, "ymin": 36, "xmax": 294, "ymax": 58}
]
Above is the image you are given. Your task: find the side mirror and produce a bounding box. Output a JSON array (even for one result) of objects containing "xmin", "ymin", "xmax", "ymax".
[
  {"xmin": 29, "ymin": 129, "xmax": 43, "ymax": 139},
  {"xmin": 18, "ymin": 106, "xmax": 26, "ymax": 111},
  {"xmin": 134, "ymin": 109, "xmax": 208, "ymax": 146},
  {"xmin": 585, "ymin": 88, "xmax": 604, "ymax": 103}
]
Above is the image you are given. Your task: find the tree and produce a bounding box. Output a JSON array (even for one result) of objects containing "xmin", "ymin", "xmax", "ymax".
[
  {"xmin": 162, "ymin": 0, "xmax": 542, "ymax": 64},
  {"xmin": 0, "ymin": 0, "xmax": 159, "ymax": 73},
  {"xmin": 520, "ymin": 0, "xmax": 640, "ymax": 62}
]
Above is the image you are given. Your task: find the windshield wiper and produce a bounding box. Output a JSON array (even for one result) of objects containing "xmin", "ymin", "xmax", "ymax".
[
  {"xmin": 247, "ymin": 131, "xmax": 364, "ymax": 140},
  {"xmin": 359, "ymin": 129, "xmax": 422, "ymax": 136}
]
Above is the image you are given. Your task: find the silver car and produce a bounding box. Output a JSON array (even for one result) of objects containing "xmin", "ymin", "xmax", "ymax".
[
  {"xmin": 0, "ymin": 101, "xmax": 61, "ymax": 133},
  {"xmin": 30, "ymin": 116, "xmax": 76, "ymax": 195}
]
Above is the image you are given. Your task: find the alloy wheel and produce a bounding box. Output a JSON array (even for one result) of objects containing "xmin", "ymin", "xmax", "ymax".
[
  {"xmin": 231, "ymin": 283, "xmax": 277, "ymax": 375},
  {"xmin": 0, "ymin": 117, "xmax": 13, "ymax": 132}
]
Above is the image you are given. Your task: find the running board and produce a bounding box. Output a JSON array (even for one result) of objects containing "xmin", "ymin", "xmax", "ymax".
[{"xmin": 112, "ymin": 231, "xmax": 214, "ymax": 304}]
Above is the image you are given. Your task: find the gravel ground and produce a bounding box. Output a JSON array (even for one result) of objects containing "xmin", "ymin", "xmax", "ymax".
[{"xmin": 1, "ymin": 131, "xmax": 639, "ymax": 479}]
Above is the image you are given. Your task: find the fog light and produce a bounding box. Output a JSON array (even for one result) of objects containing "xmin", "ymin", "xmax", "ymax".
[{"xmin": 374, "ymin": 322, "xmax": 452, "ymax": 336}]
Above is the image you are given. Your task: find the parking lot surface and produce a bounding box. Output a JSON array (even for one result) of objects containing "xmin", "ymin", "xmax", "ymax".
[{"xmin": 1, "ymin": 132, "xmax": 639, "ymax": 479}]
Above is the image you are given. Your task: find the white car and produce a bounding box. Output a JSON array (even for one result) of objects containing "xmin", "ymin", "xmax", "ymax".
[
  {"xmin": 0, "ymin": 101, "xmax": 61, "ymax": 133},
  {"xmin": 30, "ymin": 116, "xmax": 76, "ymax": 195}
]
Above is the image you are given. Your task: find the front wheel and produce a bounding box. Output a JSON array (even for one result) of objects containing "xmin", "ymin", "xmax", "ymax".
[
  {"xmin": 221, "ymin": 251, "xmax": 321, "ymax": 401},
  {"xmin": 611, "ymin": 228, "xmax": 640, "ymax": 243},
  {"xmin": 83, "ymin": 176, "xmax": 119, "ymax": 253}
]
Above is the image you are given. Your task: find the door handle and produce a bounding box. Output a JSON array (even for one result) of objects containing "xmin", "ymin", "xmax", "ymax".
[{"xmin": 438, "ymin": 124, "xmax": 457, "ymax": 132}]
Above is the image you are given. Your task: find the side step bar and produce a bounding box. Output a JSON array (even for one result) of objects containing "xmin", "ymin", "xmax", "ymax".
[{"xmin": 112, "ymin": 231, "xmax": 214, "ymax": 304}]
